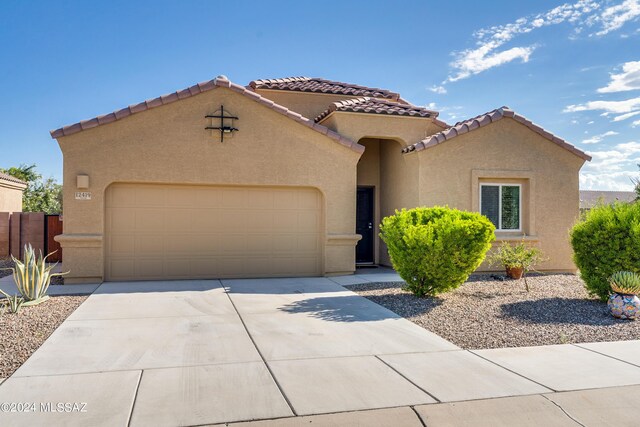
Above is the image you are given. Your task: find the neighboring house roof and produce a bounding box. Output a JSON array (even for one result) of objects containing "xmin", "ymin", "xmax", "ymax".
[
  {"xmin": 401, "ymin": 106, "xmax": 592, "ymax": 161},
  {"xmin": 580, "ymin": 190, "xmax": 636, "ymax": 209},
  {"xmin": 314, "ymin": 97, "xmax": 446, "ymax": 125},
  {"xmin": 248, "ymin": 77, "xmax": 401, "ymax": 101},
  {"xmin": 0, "ymin": 171, "xmax": 27, "ymax": 188},
  {"xmin": 50, "ymin": 76, "xmax": 364, "ymax": 154}
]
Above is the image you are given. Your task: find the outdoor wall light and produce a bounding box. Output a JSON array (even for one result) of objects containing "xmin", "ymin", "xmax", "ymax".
[
  {"xmin": 205, "ymin": 105, "xmax": 239, "ymax": 142},
  {"xmin": 76, "ymin": 174, "xmax": 89, "ymax": 189}
]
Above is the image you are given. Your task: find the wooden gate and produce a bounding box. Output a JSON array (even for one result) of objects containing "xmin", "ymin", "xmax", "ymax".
[{"xmin": 45, "ymin": 215, "xmax": 63, "ymax": 262}]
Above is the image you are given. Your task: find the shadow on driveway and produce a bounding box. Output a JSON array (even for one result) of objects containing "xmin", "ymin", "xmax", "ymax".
[
  {"xmin": 279, "ymin": 294, "xmax": 442, "ymax": 322},
  {"xmin": 278, "ymin": 295, "xmax": 403, "ymax": 322}
]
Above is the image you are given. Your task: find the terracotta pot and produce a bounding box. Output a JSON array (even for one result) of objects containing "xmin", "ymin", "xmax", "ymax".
[
  {"xmin": 608, "ymin": 293, "xmax": 640, "ymax": 320},
  {"xmin": 505, "ymin": 266, "xmax": 524, "ymax": 279}
]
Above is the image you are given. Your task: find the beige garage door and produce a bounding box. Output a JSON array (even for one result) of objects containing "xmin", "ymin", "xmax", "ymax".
[{"xmin": 105, "ymin": 183, "xmax": 323, "ymax": 281}]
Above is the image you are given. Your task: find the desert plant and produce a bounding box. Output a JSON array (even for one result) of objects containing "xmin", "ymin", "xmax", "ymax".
[
  {"xmin": 487, "ymin": 239, "xmax": 545, "ymax": 291},
  {"xmin": 0, "ymin": 290, "xmax": 25, "ymax": 314},
  {"xmin": 380, "ymin": 206, "xmax": 495, "ymax": 297},
  {"xmin": 570, "ymin": 202, "xmax": 640, "ymax": 301},
  {"xmin": 609, "ymin": 271, "xmax": 640, "ymax": 295},
  {"xmin": 1, "ymin": 244, "xmax": 68, "ymax": 305}
]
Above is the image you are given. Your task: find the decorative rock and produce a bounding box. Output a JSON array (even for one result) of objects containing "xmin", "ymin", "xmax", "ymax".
[{"xmin": 608, "ymin": 293, "xmax": 640, "ymax": 320}]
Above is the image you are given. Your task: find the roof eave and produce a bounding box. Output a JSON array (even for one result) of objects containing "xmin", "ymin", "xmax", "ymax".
[
  {"xmin": 402, "ymin": 107, "xmax": 591, "ymax": 162},
  {"xmin": 50, "ymin": 76, "xmax": 364, "ymax": 155}
]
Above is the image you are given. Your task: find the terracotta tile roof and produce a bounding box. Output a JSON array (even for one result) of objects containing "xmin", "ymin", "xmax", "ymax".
[
  {"xmin": 580, "ymin": 190, "xmax": 636, "ymax": 209},
  {"xmin": 248, "ymin": 77, "xmax": 400, "ymax": 100},
  {"xmin": 0, "ymin": 171, "xmax": 27, "ymax": 187},
  {"xmin": 314, "ymin": 97, "xmax": 445, "ymax": 123},
  {"xmin": 402, "ymin": 106, "xmax": 592, "ymax": 161},
  {"xmin": 50, "ymin": 76, "xmax": 364, "ymax": 154}
]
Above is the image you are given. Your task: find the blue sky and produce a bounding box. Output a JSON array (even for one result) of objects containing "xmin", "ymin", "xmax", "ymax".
[{"xmin": 1, "ymin": 0, "xmax": 639, "ymax": 190}]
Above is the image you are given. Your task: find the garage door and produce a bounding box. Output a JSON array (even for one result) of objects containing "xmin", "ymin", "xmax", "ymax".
[{"xmin": 105, "ymin": 184, "xmax": 323, "ymax": 281}]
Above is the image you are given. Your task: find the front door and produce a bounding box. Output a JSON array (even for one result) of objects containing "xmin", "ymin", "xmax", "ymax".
[{"xmin": 356, "ymin": 187, "xmax": 374, "ymax": 264}]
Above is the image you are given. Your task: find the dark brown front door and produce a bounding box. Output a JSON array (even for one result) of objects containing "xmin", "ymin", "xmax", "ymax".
[{"xmin": 356, "ymin": 187, "xmax": 374, "ymax": 264}]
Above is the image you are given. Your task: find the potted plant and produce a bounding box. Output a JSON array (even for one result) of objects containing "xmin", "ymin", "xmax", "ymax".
[
  {"xmin": 608, "ymin": 271, "xmax": 640, "ymax": 320},
  {"xmin": 487, "ymin": 239, "xmax": 544, "ymax": 291}
]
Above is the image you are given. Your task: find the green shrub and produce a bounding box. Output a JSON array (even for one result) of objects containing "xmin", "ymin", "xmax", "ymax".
[
  {"xmin": 380, "ymin": 206, "xmax": 495, "ymax": 297},
  {"xmin": 570, "ymin": 202, "xmax": 640, "ymax": 301}
]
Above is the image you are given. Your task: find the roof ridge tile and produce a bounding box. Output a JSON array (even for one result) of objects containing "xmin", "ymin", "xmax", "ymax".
[
  {"xmin": 50, "ymin": 75, "xmax": 364, "ymax": 155},
  {"xmin": 402, "ymin": 106, "xmax": 591, "ymax": 161}
]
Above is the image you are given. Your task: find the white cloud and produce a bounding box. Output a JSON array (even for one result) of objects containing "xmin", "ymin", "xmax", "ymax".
[
  {"xmin": 445, "ymin": 1, "xmax": 639, "ymax": 84},
  {"xmin": 564, "ymin": 97, "xmax": 640, "ymax": 118},
  {"xmin": 428, "ymin": 85, "xmax": 447, "ymax": 94},
  {"xmin": 581, "ymin": 130, "xmax": 619, "ymax": 144},
  {"xmin": 447, "ymin": 0, "xmax": 601, "ymax": 82},
  {"xmin": 448, "ymin": 45, "xmax": 536, "ymax": 82},
  {"xmin": 582, "ymin": 141, "xmax": 640, "ymax": 187},
  {"xmin": 580, "ymin": 170, "xmax": 638, "ymax": 190},
  {"xmin": 633, "ymin": 119, "xmax": 640, "ymax": 126},
  {"xmin": 597, "ymin": 60, "xmax": 640, "ymax": 93},
  {"xmin": 613, "ymin": 110, "xmax": 640, "ymax": 121},
  {"xmin": 589, "ymin": 0, "xmax": 640, "ymax": 36}
]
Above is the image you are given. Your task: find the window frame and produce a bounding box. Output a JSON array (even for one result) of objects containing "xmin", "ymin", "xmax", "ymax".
[{"xmin": 479, "ymin": 183, "xmax": 522, "ymax": 232}]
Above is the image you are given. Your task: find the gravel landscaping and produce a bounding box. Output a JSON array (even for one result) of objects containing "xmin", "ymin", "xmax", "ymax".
[
  {"xmin": 0, "ymin": 295, "xmax": 87, "ymax": 378},
  {"xmin": 347, "ymin": 274, "xmax": 640, "ymax": 349},
  {"xmin": 0, "ymin": 258, "xmax": 13, "ymax": 279}
]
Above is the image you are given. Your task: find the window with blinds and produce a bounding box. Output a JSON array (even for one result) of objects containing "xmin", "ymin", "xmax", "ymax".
[{"xmin": 480, "ymin": 184, "xmax": 521, "ymax": 231}]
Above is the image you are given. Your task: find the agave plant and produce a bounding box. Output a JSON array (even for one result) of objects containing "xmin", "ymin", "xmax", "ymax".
[
  {"xmin": 0, "ymin": 289, "xmax": 24, "ymax": 313},
  {"xmin": 1, "ymin": 244, "xmax": 68, "ymax": 306},
  {"xmin": 609, "ymin": 271, "xmax": 640, "ymax": 295}
]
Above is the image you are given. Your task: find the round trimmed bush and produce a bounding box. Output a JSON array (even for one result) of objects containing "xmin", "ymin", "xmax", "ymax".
[
  {"xmin": 380, "ymin": 206, "xmax": 495, "ymax": 297},
  {"xmin": 571, "ymin": 201, "xmax": 640, "ymax": 301}
]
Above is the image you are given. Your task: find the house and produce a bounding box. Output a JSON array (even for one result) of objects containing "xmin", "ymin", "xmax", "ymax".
[
  {"xmin": 51, "ymin": 75, "xmax": 591, "ymax": 284},
  {"xmin": 580, "ymin": 190, "xmax": 636, "ymax": 211},
  {"xmin": 0, "ymin": 171, "xmax": 27, "ymax": 213}
]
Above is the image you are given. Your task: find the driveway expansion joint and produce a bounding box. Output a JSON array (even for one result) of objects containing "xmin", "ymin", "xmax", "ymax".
[
  {"xmin": 223, "ymin": 285, "xmax": 298, "ymax": 416},
  {"xmin": 469, "ymin": 349, "xmax": 557, "ymax": 393},
  {"xmin": 374, "ymin": 355, "xmax": 441, "ymax": 403},
  {"xmin": 572, "ymin": 342, "xmax": 640, "ymax": 368},
  {"xmin": 126, "ymin": 370, "xmax": 144, "ymax": 427}
]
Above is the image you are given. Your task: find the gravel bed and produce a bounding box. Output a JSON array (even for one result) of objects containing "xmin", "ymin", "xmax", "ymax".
[
  {"xmin": 0, "ymin": 295, "xmax": 87, "ymax": 378},
  {"xmin": 0, "ymin": 258, "xmax": 13, "ymax": 279},
  {"xmin": 347, "ymin": 274, "xmax": 640, "ymax": 349}
]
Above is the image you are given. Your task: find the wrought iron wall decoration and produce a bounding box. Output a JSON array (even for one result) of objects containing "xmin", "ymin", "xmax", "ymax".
[{"xmin": 205, "ymin": 105, "xmax": 239, "ymax": 142}]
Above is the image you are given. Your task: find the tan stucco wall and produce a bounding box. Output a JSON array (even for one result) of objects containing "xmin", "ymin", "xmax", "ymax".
[
  {"xmin": 0, "ymin": 182, "xmax": 24, "ymax": 213},
  {"xmin": 320, "ymin": 112, "xmax": 446, "ymax": 149},
  {"xmin": 355, "ymin": 138, "xmax": 421, "ymax": 266},
  {"xmin": 56, "ymin": 86, "xmax": 361, "ymax": 283},
  {"xmin": 414, "ymin": 118, "xmax": 585, "ymax": 272},
  {"xmin": 251, "ymin": 89, "xmax": 374, "ymax": 120}
]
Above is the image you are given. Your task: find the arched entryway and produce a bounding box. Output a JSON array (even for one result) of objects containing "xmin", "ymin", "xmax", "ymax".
[{"xmin": 356, "ymin": 137, "xmax": 416, "ymax": 266}]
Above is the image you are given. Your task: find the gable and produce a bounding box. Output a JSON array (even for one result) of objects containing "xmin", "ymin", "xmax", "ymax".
[
  {"xmin": 51, "ymin": 76, "xmax": 363, "ymax": 155},
  {"xmin": 402, "ymin": 107, "xmax": 591, "ymax": 162}
]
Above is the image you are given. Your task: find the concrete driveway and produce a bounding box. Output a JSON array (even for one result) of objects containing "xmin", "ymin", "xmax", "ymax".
[{"xmin": 3, "ymin": 273, "xmax": 640, "ymax": 426}]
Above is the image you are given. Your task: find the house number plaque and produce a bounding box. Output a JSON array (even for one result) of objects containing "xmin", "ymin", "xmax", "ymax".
[{"xmin": 75, "ymin": 192, "xmax": 92, "ymax": 200}]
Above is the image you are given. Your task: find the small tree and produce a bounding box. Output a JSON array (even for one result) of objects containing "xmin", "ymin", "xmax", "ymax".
[
  {"xmin": 380, "ymin": 206, "xmax": 495, "ymax": 297},
  {"xmin": 0, "ymin": 164, "xmax": 62, "ymax": 214}
]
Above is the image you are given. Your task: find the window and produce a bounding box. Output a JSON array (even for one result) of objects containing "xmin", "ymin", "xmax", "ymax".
[{"xmin": 480, "ymin": 184, "xmax": 521, "ymax": 231}]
